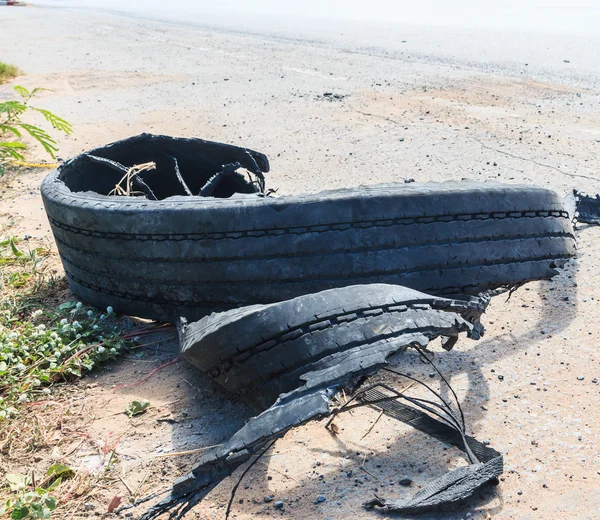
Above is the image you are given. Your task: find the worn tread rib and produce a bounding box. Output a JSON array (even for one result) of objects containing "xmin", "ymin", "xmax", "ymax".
[
  {"xmin": 61, "ymin": 250, "xmax": 572, "ymax": 289},
  {"xmin": 46, "ymin": 209, "xmax": 569, "ymax": 241},
  {"xmin": 180, "ymin": 284, "xmax": 482, "ymax": 408},
  {"xmin": 51, "ymin": 229, "xmax": 573, "ymax": 265}
]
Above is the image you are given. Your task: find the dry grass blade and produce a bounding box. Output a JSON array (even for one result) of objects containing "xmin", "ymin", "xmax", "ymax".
[
  {"xmin": 152, "ymin": 444, "xmax": 222, "ymax": 459},
  {"xmin": 359, "ymin": 465, "xmax": 385, "ymax": 484},
  {"xmin": 109, "ymin": 162, "xmax": 156, "ymax": 197},
  {"xmin": 360, "ymin": 409, "xmax": 384, "ymax": 440}
]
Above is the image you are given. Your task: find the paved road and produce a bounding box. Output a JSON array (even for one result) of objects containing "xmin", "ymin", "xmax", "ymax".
[{"xmin": 29, "ymin": 0, "xmax": 600, "ymax": 89}]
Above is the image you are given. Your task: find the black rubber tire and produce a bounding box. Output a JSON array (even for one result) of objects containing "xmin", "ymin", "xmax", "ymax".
[
  {"xmin": 179, "ymin": 284, "xmax": 485, "ymax": 409},
  {"xmin": 41, "ymin": 137, "xmax": 575, "ymax": 322}
]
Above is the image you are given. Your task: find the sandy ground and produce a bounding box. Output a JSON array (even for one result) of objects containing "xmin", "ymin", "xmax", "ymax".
[{"xmin": 1, "ymin": 5, "xmax": 600, "ymax": 520}]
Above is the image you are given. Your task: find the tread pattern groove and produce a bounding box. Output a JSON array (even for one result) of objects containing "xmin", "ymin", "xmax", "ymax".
[
  {"xmin": 47, "ymin": 210, "xmax": 569, "ymax": 241},
  {"xmin": 52, "ymin": 230, "xmax": 574, "ymax": 264},
  {"xmin": 61, "ymin": 250, "xmax": 573, "ymax": 287}
]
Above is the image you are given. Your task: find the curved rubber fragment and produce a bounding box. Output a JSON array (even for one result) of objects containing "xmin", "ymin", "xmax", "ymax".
[
  {"xmin": 573, "ymin": 189, "xmax": 600, "ymax": 225},
  {"xmin": 42, "ymin": 139, "xmax": 576, "ymax": 322},
  {"xmin": 139, "ymin": 285, "xmax": 499, "ymax": 519},
  {"xmin": 180, "ymin": 284, "xmax": 486, "ymax": 409},
  {"xmin": 365, "ymin": 459, "xmax": 503, "ymax": 514}
]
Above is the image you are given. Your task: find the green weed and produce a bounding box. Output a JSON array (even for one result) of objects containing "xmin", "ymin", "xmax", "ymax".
[
  {"xmin": 0, "ymin": 85, "xmax": 72, "ymax": 172},
  {"xmin": 0, "ymin": 237, "xmax": 135, "ymax": 419},
  {"xmin": 0, "ymin": 62, "xmax": 20, "ymax": 84}
]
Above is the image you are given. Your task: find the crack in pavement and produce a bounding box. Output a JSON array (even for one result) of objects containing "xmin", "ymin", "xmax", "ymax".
[{"xmin": 473, "ymin": 138, "xmax": 599, "ymax": 182}]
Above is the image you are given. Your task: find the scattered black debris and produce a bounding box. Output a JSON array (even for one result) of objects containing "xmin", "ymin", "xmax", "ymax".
[
  {"xmin": 573, "ymin": 190, "xmax": 600, "ymax": 225},
  {"xmin": 318, "ymin": 92, "xmax": 347, "ymax": 101}
]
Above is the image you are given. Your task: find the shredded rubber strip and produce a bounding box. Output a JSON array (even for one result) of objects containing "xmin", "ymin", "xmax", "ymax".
[
  {"xmin": 358, "ymin": 384, "xmax": 502, "ymax": 513},
  {"xmin": 137, "ymin": 284, "xmax": 502, "ymax": 519}
]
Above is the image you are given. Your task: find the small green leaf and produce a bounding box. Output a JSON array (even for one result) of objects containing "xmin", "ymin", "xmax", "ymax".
[
  {"xmin": 0, "ymin": 146, "xmax": 26, "ymax": 161},
  {"xmin": 9, "ymin": 239, "xmax": 23, "ymax": 258},
  {"xmin": 29, "ymin": 502, "xmax": 44, "ymax": 514},
  {"xmin": 44, "ymin": 497, "xmax": 57, "ymax": 511},
  {"xmin": 17, "ymin": 123, "xmax": 58, "ymax": 159},
  {"xmin": 0, "ymin": 141, "xmax": 27, "ymax": 149},
  {"xmin": 32, "ymin": 108, "xmax": 73, "ymax": 135},
  {"xmin": 58, "ymin": 301, "xmax": 77, "ymax": 310},
  {"xmin": 43, "ymin": 478, "xmax": 61, "ymax": 493},
  {"xmin": 13, "ymin": 86, "xmax": 30, "ymax": 98},
  {"xmin": 0, "ymin": 125, "xmax": 22, "ymax": 138},
  {"xmin": 29, "ymin": 87, "xmax": 52, "ymax": 97},
  {"xmin": 66, "ymin": 367, "xmax": 81, "ymax": 377},
  {"xmin": 0, "ymin": 100, "xmax": 27, "ymax": 115},
  {"xmin": 125, "ymin": 400, "xmax": 150, "ymax": 417},
  {"xmin": 46, "ymin": 463, "xmax": 74, "ymax": 479},
  {"xmin": 11, "ymin": 506, "xmax": 29, "ymax": 520}
]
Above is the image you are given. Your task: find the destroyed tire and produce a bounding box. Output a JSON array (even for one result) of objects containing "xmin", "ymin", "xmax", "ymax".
[
  {"xmin": 179, "ymin": 284, "xmax": 486, "ymax": 409},
  {"xmin": 153, "ymin": 284, "xmax": 502, "ymax": 520},
  {"xmin": 41, "ymin": 134, "xmax": 575, "ymax": 322}
]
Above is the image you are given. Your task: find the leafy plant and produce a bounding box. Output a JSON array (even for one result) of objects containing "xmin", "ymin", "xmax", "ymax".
[
  {"xmin": 0, "ymin": 86, "xmax": 72, "ymax": 171},
  {"xmin": 5, "ymin": 488, "xmax": 58, "ymax": 519},
  {"xmin": 0, "ymin": 238, "xmax": 136, "ymax": 419},
  {"xmin": 0, "ymin": 237, "xmax": 51, "ymax": 293},
  {"xmin": 1, "ymin": 465, "xmax": 69, "ymax": 519},
  {"xmin": 0, "ymin": 238, "xmax": 159, "ymax": 518},
  {"xmin": 0, "ymin": 299, "xmax": 132, "ymax": 419}
]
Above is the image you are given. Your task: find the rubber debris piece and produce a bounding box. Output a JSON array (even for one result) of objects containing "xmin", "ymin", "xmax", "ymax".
[
  {"xmin": 361, "ymin": 387, "xmax": 503, "ymax": 514},
  {"xmin": 139, "ymin": 284, "xmax": 501, "ymax": 519},
  {"xmin": 573, "ymin": 190, "xmax": 600, "ymax": 225}
]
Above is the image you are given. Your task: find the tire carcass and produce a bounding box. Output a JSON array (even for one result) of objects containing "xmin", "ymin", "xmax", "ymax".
[{"xmin": 41, "ymin": 134, "xmax": 576, "ymax": 322}]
